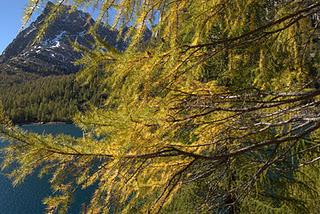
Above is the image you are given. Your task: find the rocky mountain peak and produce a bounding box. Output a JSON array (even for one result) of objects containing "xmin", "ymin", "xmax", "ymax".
[{"xmin": 0, "ymin": 2, "xmax": 126, "ymax": 77}]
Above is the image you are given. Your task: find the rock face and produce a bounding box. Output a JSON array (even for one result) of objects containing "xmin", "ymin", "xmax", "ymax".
[{"xmin": 0, "ymin": 1, "xmax": 127, "ymax": 78}]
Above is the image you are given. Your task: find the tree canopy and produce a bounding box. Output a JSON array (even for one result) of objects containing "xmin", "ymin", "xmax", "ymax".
[
  {"xmin": 1, "ymin": 0, "xmax": 320, "ymax": 213},
  {"xmin": 0, "ymin": 74, "xmax": 107, "ymax": 124}
]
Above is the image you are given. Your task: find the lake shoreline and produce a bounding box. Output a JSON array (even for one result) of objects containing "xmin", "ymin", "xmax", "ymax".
[{"xmin": 16, "ymin": 121, "xmax": 73, "ymax": 126}]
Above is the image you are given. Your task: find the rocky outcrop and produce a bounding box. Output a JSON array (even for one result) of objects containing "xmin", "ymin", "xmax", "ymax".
[{"xmin": 0, "ymin": 1, "xmax": 127, "ymax": 77}]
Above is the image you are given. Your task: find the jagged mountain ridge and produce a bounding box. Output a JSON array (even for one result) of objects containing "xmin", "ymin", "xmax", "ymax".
[{"xmin": 0, "ymin": 2, "xmax": 127, "ymax": 80}]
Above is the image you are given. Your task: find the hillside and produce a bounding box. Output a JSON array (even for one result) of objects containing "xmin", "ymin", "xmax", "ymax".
[
  {"xmin": 0, "ymin": 74, "xmax": 108, "ymax": 124},
  {"xmin": 0, "ymin": 2, "xmax": 124, "ymax": 123},
  {"xmin": 0, "ymin": 1, "xmax": 127, "ymax": 80}
]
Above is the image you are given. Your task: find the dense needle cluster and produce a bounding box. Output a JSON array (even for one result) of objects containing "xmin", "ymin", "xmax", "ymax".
[{"xmin": 1, "ymin": 0, "xmax": 320, "ymax": 213}]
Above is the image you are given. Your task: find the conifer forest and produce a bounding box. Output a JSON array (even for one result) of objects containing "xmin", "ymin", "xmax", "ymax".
[{"xmin": 1, "ymin": 0, "xmax": 320, "ymax": 213}]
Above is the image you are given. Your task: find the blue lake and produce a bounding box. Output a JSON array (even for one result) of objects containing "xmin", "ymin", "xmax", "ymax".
[{"xmin": 0, "ymin": 124, "xmax": 91, "ymax": 214}]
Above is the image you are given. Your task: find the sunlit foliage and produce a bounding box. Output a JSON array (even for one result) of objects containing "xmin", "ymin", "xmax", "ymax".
[{"xmin": 1, "ymin": 0, "xmax": 320, "ymax": 213}]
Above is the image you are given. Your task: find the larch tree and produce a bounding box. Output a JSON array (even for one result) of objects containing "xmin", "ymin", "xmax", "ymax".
[{"xmin": 1, "ymin": 0, "xmax": 320, "ymax": 213}]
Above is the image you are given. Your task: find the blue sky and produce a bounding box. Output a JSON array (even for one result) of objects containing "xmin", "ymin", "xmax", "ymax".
[
  {"xmin": 0, "ymin": 1, "xmax": 151, "ymax": 54},
  {"xmin": 0, "ymin": 0, "xmax": 28, "ymax": 53},
  {"xmin": 0, "ymin": 1, "xmax": 116, "ymax": 54}
]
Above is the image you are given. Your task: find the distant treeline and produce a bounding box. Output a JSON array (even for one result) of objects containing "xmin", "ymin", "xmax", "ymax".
[{"xmin": 0, "ymin": 74, "xmax": 106, "ymax": 124}]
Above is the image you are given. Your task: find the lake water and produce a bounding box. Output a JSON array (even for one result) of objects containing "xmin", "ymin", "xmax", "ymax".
[{"xmin": 0, "ymin": 123, "xmax": 91, "ymax": 214}]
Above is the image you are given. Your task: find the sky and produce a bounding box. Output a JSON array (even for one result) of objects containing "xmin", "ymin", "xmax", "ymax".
[
  {"xmin": 0, "ymin": 1, "xmax": 118, "ymax": 54},
  {"xmin": 0, "ymin": 0, "xmax": 28, "ymax": 54},
  {"xmin": 0, "ymin": 1, "xmax": 155, "ymax": 54}
]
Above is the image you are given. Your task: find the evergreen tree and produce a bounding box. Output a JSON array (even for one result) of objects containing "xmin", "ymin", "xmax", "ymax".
[
  {"xmin": 1, "ymin": 0, "xmax": 320, "ymax": 213},
  {"xmin": 0, "ymin": 74, "xmax": 106, "ymax": 124}
]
